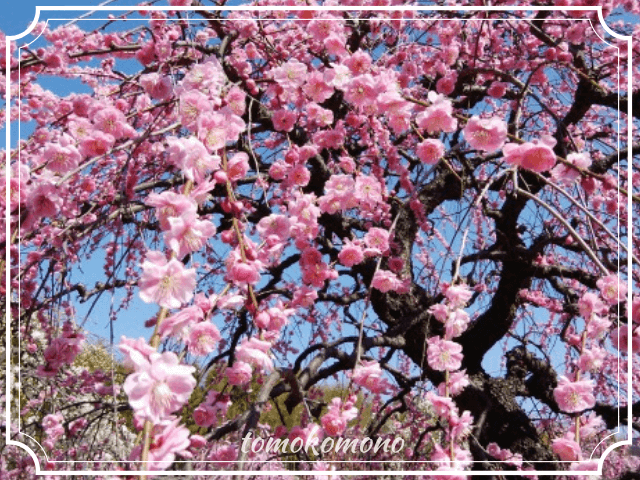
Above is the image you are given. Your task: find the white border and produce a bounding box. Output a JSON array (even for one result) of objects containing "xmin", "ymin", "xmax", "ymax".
[{"xmin": 3, "ymin": 4, "xmax": 634, "ymax": 476}]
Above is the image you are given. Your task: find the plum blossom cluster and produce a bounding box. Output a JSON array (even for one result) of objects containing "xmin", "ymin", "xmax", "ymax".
[{"xmin": 550, "ymin": 273, "xmax": 633, "ymax": 469}]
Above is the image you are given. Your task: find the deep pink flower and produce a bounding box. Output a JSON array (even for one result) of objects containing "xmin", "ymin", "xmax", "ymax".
[
  {"xmin": 463, "ymin": 116, "xmax": 507, "ymax": 153},
  {"xmin": 273, "ymin": 109, "xmax": 297, "ymax": 132},
  {"xmin": 27, "ymin": 180, "xmax": 62, "ymax": 219},
  {"xmin": 138, "ymin": 251, "xmax": 196, "ymax": 309},
  {"xmin": 226, "ymin": 152, "xmax": 250, "ymax": 181},
  {"xmin": 503, "ymin": 136, "xmax": 557, "ymax": 172},
  {"xmin": 416, "ymin": 139, "xmax": 445, "ymax": 164},
  {"xmin": 553, "ymin": 376, "xmax": 596, "ymax": 413},
  {"xmin": 338, "ymin": 239, "xmax": 364, "ymax": 267},
  {"xmin": 371, "ymin": 270, "xmax": 403, "ymax": 293},
  {"xmin": 78, "ymin": 130, "xmax": 115, "ymax": 157},
  {"xmin": 124, "ymin": 351, "xmax": 196, "ymax": 423},
  {"xmin": 194, "ymin": 404, "xmax": 217, "ymax": 427},
  {"xmin": 552, "ymin": 436, "xmax": 582, "ymax": 461},
  {"xmin": 43, "ymin": 142, "xmax": 81, "ymax": 173},
  {"xmin": 321, "ymin": 397, "xmax": 358, "ymax": 437},
  {"xmin": 416, "ymin": 92, "xmax": 457, "ymax": 134},
  {"xmin": 427, "ymin": 337, "xmax": 463, "ymax": 371}
]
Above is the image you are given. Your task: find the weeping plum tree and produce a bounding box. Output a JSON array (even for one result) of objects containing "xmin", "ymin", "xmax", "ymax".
[{"xmin": 2, "ymin": 0, "xmax": 640, "ymax": 478}]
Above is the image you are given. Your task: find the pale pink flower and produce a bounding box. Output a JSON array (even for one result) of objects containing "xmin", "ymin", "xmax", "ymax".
[
  {"xmin": 597, "ymin": 274, "xmax": 627, "ymax": 305},
  {"xmin": 578, "ymin": 346, "xmax": 607, "ymax": 372},
  {"xmin": 197, "ymin": 112, "xmax": 227, "ymax": 152},
  {"xmin": 303, "ymin": 72, "xmax": 334, "ymax": 103},
  {"xmin": 503, "ymin": 136, "xmax": 557, "ymax": 172},
  {"xmin": 445, "ymin": 283, "xmax": 473, "ymax": 309},
  {"xmin": 186, "ymin": 322, "xmax": 221, "ymax": 356},
  {"xmin": 257, "ymin": 214, "xmax": 291, "ymax": 243},
  {"xmin": 437, "ymin": 369, "xmax": 469, "ymax": 397},
  {"xmin": 179, "ymin": 90, "xmax": 212, "ymax": 131},
  {"xmin": 610, "ymin": 325, "xmax": 640, "ymax": 354},
  {"xmin": 344, "ymin": 74, "xmax": 379, "ymax": 108},
  {"xmin": 306, "ymin": 102, "xmax": 334, "ymax": 127},
  {"xmin": 350, "ymin": 360, "xmax": 392, "ymax": 394},
  {"xmin": 552, "ymin": 436, "xmax": 582, "ymax": 461},
  {"xmin": 463, "ymin": 116, "xmax": 507, "ymax": 153},
  {"xmin": 138, "ymin": 251, "xmax": 196, "ymax": 309},
  {"xmin": 428, "ymin": 303, "xmax": 449, "ymax": 323},
  {"xmin": 146, "ymin": 418, "xmax": 191, "ymax": 470},
  {"xmin": 145, "ymin": 191, "xmax": 197, "ymax": 231},
  {"xmin": 224, "ymin": 85, "xmax": 246, "ymax": 116},
  {"xmin": 166, "ymin": 136, "xmax": 220, "ymax": 183},
  {"xmin": 553, "ymin": 376, "xmax": 596, "ymax": 413},
  {"xmin": 354, "ymin": 175, "xmax": 383, "ymax": 207},
  {"xmin": 416, "ymin": 139, "xmax": 445, "ymax": 164},
  {"xmin": 271, "ymin": 59, "xmax": 308, "ymax": 89},
  {"xmin": 427, "ymin": 337, "xmax": 463, "ymax": 371},
  {"xmin": 158, "ymin": 306, "xmax": 203, "ymax": 340},
  {"xmin": 119, "ymin": 336, "xmax": 156, "ymax": 370},
  {"xmin": 578, "ymin": 292, "xmax": 607, "ymax": 320},
  {"xmin": 550, "ymin": 152, "xmax": 591, "ymax": 184},
  {"xmin": 236, "ymin": 337, "xmax": 273, "ymax": 372},
  {"xmin": 445, "ymin": 308, "xmax": 470, "ymax": 338},
  {"xmin": 226, "ymin": 361, "xmax": 253, "ymax": 386},
  {"xmin": 124, "ymin": 351, "xmax": 196, "ymax": 423},
  {"xmin": 165, "ymin": 212, "xmax": 216, "ymax": 259}
]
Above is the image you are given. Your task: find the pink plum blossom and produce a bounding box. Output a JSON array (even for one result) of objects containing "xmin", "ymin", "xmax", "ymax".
[
  {"xmin": 503, "ymin": 136, "xmax": 557, "ymax": 172},
  {"xmin": 553, "ymin": 376, "xmax": 596, "ymax": 413},
  {"xmin": 138, "ymin": 251, "xmax": 196, "ymax": 309},
  {"xmin": 416, "ymin": 139, "xmax": 445, "ymax": 164},
  {"xmin": 164, "ymin": 212, "xmax": 217, "ymax": 259},
  {"xmin": 124, "ymin": 351, "xmax": 196, "ymax": 423},
  {"xmin": 462, "ymin": 116, "xmax": 508, "ymax": 153},
  {"xmin": 185, "ymin": 321, "xmax": 221, "ymax": 356},
  {"xmin": 597, "ymin": 274, "xmax": 627, "ymax": 305},
  {"xmin": 427, "ymin": 337, "xmax": 463, "ymax": 371},
  {"xmin": 235, "ymin": 337, "xmax": 273, "ymax": 372},
  {"xmin": 350, "ymin": 360, "xmax": 392, "ymax": 394},
  {"xmin": 226, "ymin": 361, "xmax": 253, "ymax": 386}
]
